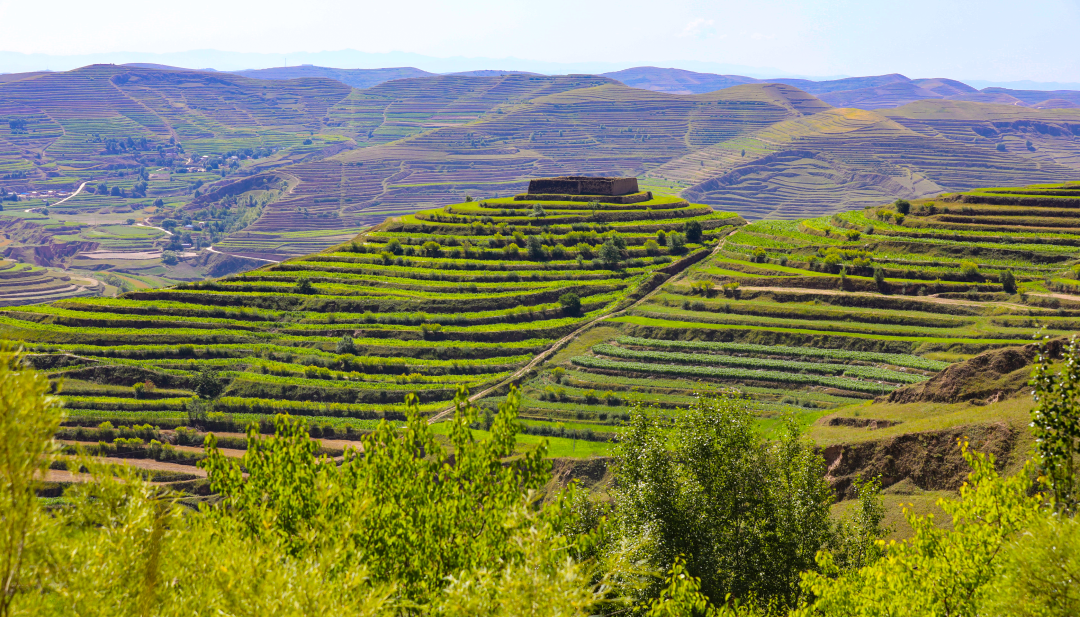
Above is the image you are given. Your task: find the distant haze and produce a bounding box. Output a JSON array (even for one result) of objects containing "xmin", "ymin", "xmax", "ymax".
[{"xmin": 0, "ymin": 0, "xmax": 1078, "ymax": 85}]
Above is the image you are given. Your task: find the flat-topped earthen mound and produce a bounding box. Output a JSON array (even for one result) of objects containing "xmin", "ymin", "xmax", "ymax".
[{"xmin": 527, "ymin": 176, "xmax": 639, "ymax": 196}]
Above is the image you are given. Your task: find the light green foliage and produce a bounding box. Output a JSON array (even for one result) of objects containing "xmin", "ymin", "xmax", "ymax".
[
  {"xmin": 823, "ymin": 477, "xmax": 890, "ymax": 572},
  {"xmin": 0, "ymin": 347, "xmax": 63, "ymax": 617},
  {"xmin": 983, "ymin": 515, "xmax": 1080, "ymax": 617},
  {"xmin": 1030, "ymin": 336, "xmax": 1080, "ymax": 513},
  {"xmin": 4, "ymin": 366, "xmax": 608, "ymax": 615},
  {"xmin": 961, "ymin": 260, "xmax": 979, "ymax": 279},
  {"xmin": 202, "ymin": 386, "xmax": 559, "ymax": 602},
  {"xmin": 798, "ymin": 444, "xmax": 1043, "ymax": 617},
  {"xmin": 609, "ymin": 396, "xmax": 835, "ymax": 609},
  {"xmin": 646, "ymin": 558, "xmax": 764, "ymax": 617}
]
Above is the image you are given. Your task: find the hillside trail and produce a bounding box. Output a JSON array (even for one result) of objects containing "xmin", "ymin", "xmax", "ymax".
[
  {"xmin": 23, "ymin": 181, "xmax": 87, "ymax": 212},
  {"xmin": 734, "ymin": 285, "xmax": 1037, "ymax": 312},
  {"xmin": 205, "ymin": 245, "xmax": 281, "ymax": 263},
  {"xmin": 427, "ymin": 234, "xmax": 730, "ymax": 424},
  {"xmin": 135, "ymin": 222, "xmax": 173, "ymax": 236}
]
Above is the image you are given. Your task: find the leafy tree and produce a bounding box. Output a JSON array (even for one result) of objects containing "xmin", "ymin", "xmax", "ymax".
[
  {"xmin": 295, "ymin": 277, "xmax": 315, "ymax": 294},
  {"xmin": 193, "ymin": 366, "xmax": 225, "ymax": 399},
  {"xmin": 609, "ymin": 396, "xmax": 836, "ymax": 608},
  {"xmin": 532, "ymin": 203, "xmax": 546, "ymax": 217},
  {"xmin": 558, "ymin": 292, "xmax": 581, "ymax": 315},
  {"xmin": 335, "ymin": 334, "xmax": 356, "ymax": 354},
  {"xmin": 961, "ymin": 260, "xmax": 979, "ymax": 279},
  {"xmin": 894, "ymin": 199, "xmax": 911, "ymax": 215},
  {"xmin": 1000, "ymin": 269, "xmax": 1017, "ymax": 294},
  {"xmin": 983, "ymin": 515, "xmax": 1080, "ymax": 616},
  {"xmin": 799, "ymin": 444, "xmax": 1043, "ymax": 617},
  {"xmin": 683, "ymin": 220, "xmax": 703, "ymax": 243},
  {"xmin": 644, "ymin": 239, "xmax": 661, "ymax": 255},
  {"xmin": 599, "ymin": 238, "xmax": 621, "ymax": 266},
  {"xmin": 527, "ymin": 234, "xmax": 546, "ymax": 260},
  {"xmin": 873, "ymin": 267, "xmax": 886, "ymax": 291},
  {"xmin": 1030, "ymin": 336, "xmax": 1080, "ymax": 513},
  {"xmin": 202, "ymin": 387, "xmax": 563, "ymax": 602},
  {"xmin": 422, "ymin": 240, "xmax": 441, "ymax": 256},
  {"xmin": 666, "ymin": 232, "xmax": 686, "ymax": 255},
  {"xmin": 385, "ymin": 238, "xmax": 402, "ymax": 254},
  {"xmin": 160, "ymin": 251, "xmax": 178, "ymax": 265},
  {"xmin": 0, "ymin": 346, "xmax": 63, "ymax": 617}
]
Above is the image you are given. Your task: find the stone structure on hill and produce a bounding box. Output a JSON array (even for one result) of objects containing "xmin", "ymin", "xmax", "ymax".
[{"xmin": 527, "ymin": 176, "xmax": 639, "ymax": 196}]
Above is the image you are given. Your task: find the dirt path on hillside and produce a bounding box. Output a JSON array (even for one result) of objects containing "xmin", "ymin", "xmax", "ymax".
[
  {"xmin": 730, "ymin": 285, "xmax": 1037, "ymax": 312},
  {"xmin": 23, "ymin": 182, "xmax": 88, "ymax": 212},
  {"xmin": 427, "ymin": 234, "xmax": 731, "ymax": 423},
  {"xmin": 46, "ymin": 456, "xmax": 208, "ymax": 482},
  {"xmin": 206, "ymin": 245, "xmax": 281, "ymax": 263}
]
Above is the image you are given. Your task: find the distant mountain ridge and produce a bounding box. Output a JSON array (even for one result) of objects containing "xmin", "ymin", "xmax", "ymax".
[
  {"xmin": 2, "ymin": 63, "xmax": 1080, "ymax": 260},
  {"xmin": 4, "ymin": 62, "xmax": 1078, "ymax": 112},
  {"xmin": 600, "ymin": 67, "xmax": 1080, "ymax": 110}
]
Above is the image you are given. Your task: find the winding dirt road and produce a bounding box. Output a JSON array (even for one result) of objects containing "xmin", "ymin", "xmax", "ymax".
[{"xmin": 23, "ymin": 181, "xmax": 87, "ymax": 212}]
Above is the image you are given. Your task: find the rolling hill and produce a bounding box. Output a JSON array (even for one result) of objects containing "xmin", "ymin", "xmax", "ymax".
[
  {"xmin": 3, "ymin": 178, "xmax": 1073, "ymax": 488},
  {"xmin": 0, "ymin": 185, "xmax": 741, "ymax": 437},
  {"xmin": 606, "ymin": 68, "xmax": 1080, "ymax": 111},
  {"xmin": 230, "ymin": 66, "xmax": 434, "ymax": 89},
  {"xmin": 2, "ymin": 64, "xmax": 1080, "ymax": 284}
]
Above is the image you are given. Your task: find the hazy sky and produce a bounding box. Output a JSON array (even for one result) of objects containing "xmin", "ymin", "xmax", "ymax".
[{"xmin": 1, "ymin": 0, "xmax": 1078, "ymax": 82}]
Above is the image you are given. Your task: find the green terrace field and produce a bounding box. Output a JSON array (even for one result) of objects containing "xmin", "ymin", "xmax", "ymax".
[
  {"xmin": 0, "ymin": 191, "xmax": 741, "ymax": 438},
  {"xmin": 504, "ymin": 181, "xmax": 1080, "ymax": 445},
  {"xmin": 0, "ymin": 258, "xmax": 103, "ymax": 306}
]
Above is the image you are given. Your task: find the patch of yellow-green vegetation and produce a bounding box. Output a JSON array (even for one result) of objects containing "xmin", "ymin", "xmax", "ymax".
[
  {"xmin": 809, "ymin": 397, "xmax": 1035, "ymax": 448},
  {"xmin": 832, "ymin": 488, "xmax": 954, "ymax": 542}
]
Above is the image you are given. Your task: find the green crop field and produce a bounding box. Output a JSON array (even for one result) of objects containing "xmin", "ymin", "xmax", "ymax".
[
  {"xmin": 508, "ymin": 181, "xmax": 1080, "ymax": 439},
  {"xmin": 1, "ymin": 189, "xmax": 741, "ymax": 434},
  {"xmin": 8, "ymin": 179, "xmax": 1079, "ymax": 460}
]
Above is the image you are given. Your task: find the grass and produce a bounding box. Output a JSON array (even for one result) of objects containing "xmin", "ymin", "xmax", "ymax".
[{"xmin": 807, "ymin": 397, "xmax": 1036, "ymax": 449}]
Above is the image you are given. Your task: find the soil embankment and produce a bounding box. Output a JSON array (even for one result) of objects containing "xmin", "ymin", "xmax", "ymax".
[{"xmin": 887, "ymin": 338, "xmax": 1064, "ymax": 405}]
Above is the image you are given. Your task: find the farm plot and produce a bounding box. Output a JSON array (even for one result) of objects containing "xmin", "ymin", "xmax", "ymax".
[
  {"xmin": 1, "ymin": 190, "xmax": 741, "ymax": 433},
  {"xmin": 512, "ymin": 181, "xmax": 1080, "ymax": 436}
]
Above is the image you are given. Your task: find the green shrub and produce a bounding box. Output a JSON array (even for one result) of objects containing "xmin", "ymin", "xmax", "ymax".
[
  {"xmin": 558, "ymin": 292, "xmax": 581, "ymax": 316},
  {"xmin": 1000, "ymin": 270, "xmax": 1017, "ymax": 294}
]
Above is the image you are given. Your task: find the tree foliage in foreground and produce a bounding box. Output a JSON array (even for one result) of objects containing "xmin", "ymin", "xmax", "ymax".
[
  {"xmin": 0, "ymin": 351, "xmax": 613, "ymax": 616},
  {"xmin": 5, "ymin": 339, "xmax": 1080, "ymax": 615},
  {"xmin": 605, "ymin": 397, "xmax": 852, "ymax": 610}
]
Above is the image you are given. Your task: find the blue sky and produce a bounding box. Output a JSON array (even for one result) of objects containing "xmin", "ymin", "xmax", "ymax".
[{"xmin": 1, "ymin": 0, "xmax": 1078, "ymax": 83}]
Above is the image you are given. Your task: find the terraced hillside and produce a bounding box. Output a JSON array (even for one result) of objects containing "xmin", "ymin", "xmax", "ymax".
[
  {"xmin": 676, "ymin": 106, "xmax": 1080, "ymax": 219},
  {"xmin": 5, "ymin": 64, "xmax": 1080, "ymax": 271},
  {"xmin": 0, "ymin": 188, "xmax": 741, "ymax": 437},
  {"xmin": 0, "ymin": 258, "xmax": 102, "ymax": 305},
  {"xmin": 509, "ymin": 181, "xmax": 1080, "ymax": 446}
]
